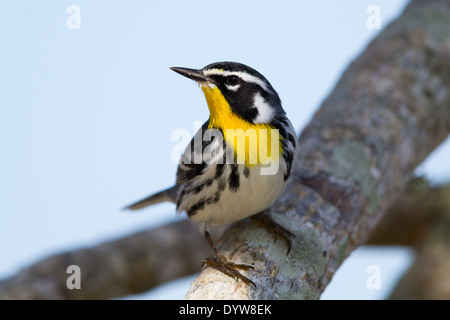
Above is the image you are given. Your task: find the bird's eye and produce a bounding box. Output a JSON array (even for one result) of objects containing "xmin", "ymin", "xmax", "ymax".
[{"xmin": 226, "ymin": 75, "xmax": 239, "ymax": 86}]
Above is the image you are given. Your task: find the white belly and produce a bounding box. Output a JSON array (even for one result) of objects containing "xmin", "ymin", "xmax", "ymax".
[{"xmin": 178, "ymin": 161, "xmax": 288, "ymax": 226}]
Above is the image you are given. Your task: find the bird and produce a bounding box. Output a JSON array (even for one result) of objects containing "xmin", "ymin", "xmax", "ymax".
[{"xmin": 124, "ymin": 62, "xmax": 297, "ymax": 287}]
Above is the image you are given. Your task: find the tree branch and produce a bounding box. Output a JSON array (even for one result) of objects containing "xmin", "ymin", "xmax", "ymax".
[
  {"xmin": 0, "ymin": 220, "xmax": 209, "ymax": 299},
  {"xmin": 185, "ymin": 0, "xmax": 450, "ymax": 299},
  {"xmin": 388, "ymin": 217, "xmax": 450, "ymax": 299},
  {"xmin": 367, "ymin": 180, "xmax": 450, "ymax": 247},
  {"xmin": 366, "ymin": 180, "xmax": 450, "ymax": 299}
]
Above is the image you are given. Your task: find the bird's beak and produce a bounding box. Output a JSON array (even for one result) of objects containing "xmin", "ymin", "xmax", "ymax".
[{"xmin": 170, "ymin": 67, "xmax": 210, "ymax": 83}]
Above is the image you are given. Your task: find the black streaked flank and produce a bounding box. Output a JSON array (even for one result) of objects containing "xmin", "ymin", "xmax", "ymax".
[
  {"xmin": 217, "ymin": 177, "xmax": 226, "ymax": 191},
  {"xmin": 243, "ymin": 167, "xmax": 250, "ymax": 178},
  {"xmin": 215, "ymin": 164, "xmax": 224, "ymax": 179},
  {"xmin": 229, "ymin": 164, "xmax": 240, "ymax": 192},
  {"xmin": 187, "ymin": 198, "xmax": 206, "ymax": 217},
  {"xmin": 192, "ymin": 184, "xmax": 204, "ymax": 194},
  {"xmin": 205, "ymin": 178, "xmax": 214, "ymax": 186},
  {"xmin": 206, "ymin": 187, "xmax": 223, "ymax": 206}
]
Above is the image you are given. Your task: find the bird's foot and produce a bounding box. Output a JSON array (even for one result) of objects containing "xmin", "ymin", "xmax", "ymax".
[
  {"xmin": 202, "ymin": 254, "xmax": 256, "ymax": 288},
  {"xmin": 250, "ymin": 212, "xmax": 295, "ymax": 254}
]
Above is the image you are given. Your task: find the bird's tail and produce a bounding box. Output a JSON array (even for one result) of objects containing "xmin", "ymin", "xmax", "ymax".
[{"xmin": 124, "ymin": 186, "xmax": 178, "ymax": 211}]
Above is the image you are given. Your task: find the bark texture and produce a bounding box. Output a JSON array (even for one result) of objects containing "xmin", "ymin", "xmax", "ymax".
[{"xmin": 1, "ymin": 0, "xmax": 450, "ymax": 300}]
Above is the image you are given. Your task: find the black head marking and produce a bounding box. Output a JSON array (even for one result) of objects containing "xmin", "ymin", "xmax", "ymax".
[{"xmin": 202, "ymin": 62, "xmax": 283, "ymax": 124}]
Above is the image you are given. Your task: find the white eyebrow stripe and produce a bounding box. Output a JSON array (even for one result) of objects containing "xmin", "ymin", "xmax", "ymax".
[{"xmin": 203, "ymin": 69, "xmax": 270, "ymax": 92}]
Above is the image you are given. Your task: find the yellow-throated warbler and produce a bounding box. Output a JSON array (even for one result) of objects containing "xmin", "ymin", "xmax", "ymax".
[{"xmin": 125, "ymin": 62, "xmax": 297, "ymax": 287}]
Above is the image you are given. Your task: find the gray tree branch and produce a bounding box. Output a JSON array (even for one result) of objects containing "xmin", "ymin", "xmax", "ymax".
[
  {"xmin": 0, "ymin": 220, "xmax": 209, "ymax": 299},
  {"xmin": 1, "ymin": 0, "xmax": 450, "ymax": 300},
  {"xmin": 365, "ymin": 180, "xmax": 450, "ymax": 299},
  {"xmin": 185, "ymin": 0, "xmax": 450, "ymax": 299},
  {"xmin": 367, "ymin": 180, "xmax": 450, "ymax": 247}
]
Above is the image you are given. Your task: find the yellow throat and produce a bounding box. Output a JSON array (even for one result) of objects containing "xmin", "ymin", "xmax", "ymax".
[{"xmin": 201, "ymin": 85, "xmax": 282, "ymax": 166}]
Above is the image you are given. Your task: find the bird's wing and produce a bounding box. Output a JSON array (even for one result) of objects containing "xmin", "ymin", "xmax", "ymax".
[{"xmin": 176, "ymin": 120, "xmax": 212, "ymax": 185}]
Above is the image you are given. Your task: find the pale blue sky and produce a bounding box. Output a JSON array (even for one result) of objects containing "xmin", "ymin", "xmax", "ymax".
[{"xmin": 1, "ymin": 0, "xmax": 448, "ymax": 299}]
